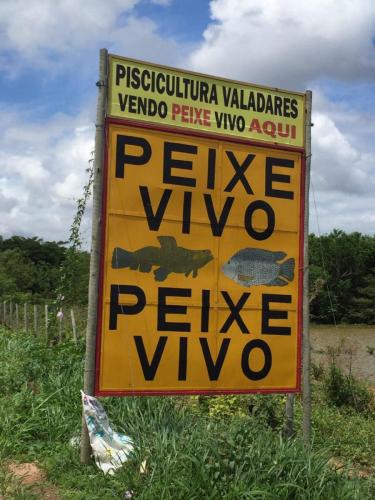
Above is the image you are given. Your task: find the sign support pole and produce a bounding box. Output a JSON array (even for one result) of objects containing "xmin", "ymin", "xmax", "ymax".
[
  {"xmin": 80, "ymin": 48, "xmax": 108, "ymax": 464},
  {"xmin": 302, "ymin": 90, "xmax": 312, "ymax": 445}
]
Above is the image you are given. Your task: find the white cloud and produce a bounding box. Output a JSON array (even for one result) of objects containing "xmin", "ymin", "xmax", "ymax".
[
  {"xmin": 309, "ymin": 188, "xmax": 375, "ymax": 235},
  {"xmin": 312, "ymin": 112, "xmax": 371, "ymax": 193},
  {"xmin": 108, "ymin": 16, "xmax": 182, "ymax": 66},
  {"xmin": 311, "ymin": 87, "xmax": 375, "ymax": 155},
  {"xmin": 188, "ymin": 0, "xmax": 375, "ymax": 89},
  {"xmin": 0, "ymin": 0, "xmax": 137, "ymax": 58},
  {"xmin": 150, "ymin": 0, "xmax": 172, "ymax": 5},
  {"xmin": 0, "ymin": 109, "xmax": 94, "ymax": 243},
  {"xmin": 0, "ymin": 177, "xmax": 29, "ymax": 204},
  {"xmin": 309, "ymin": 105, "xmax": 375, "ymax": 234},
  {"xmin": 0, "ymin": 0, "xmax": 183, "ymax": 74},
  {"xmin": 1, "ymin": 154, "xmax": 49, "ymax": 183}
]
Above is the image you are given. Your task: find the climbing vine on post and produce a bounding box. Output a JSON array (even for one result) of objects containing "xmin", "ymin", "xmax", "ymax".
[
  {"xmin": 56, "ymin": 153, "xmax": 94, "ymax": 307},
  {"xmin": 69, "ymin": 152, "xmax": 95, "ymax": 252}
]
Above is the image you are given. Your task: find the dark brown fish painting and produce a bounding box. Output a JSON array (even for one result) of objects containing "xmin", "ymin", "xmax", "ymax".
[{"xmin": 112, "ymin": 236, "xmax": 213, "ymax": 282}]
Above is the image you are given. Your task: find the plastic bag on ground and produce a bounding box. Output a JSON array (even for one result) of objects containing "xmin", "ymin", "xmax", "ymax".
[{"xmin": 81, "ymin": 390, "xmax": 134, "ymax": 475}]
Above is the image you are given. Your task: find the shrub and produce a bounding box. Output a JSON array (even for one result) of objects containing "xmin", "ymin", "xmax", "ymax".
[
  {"xmin": 323, "ymin": 364, "xmax": 373, "ymax": 413},
  {"xmin": 198, "ymin": 394, "xmax": 285, "ymax": 431},
  {"xmin": 311, "ymin": 362, "xmax": 325, "ymax": 381}
]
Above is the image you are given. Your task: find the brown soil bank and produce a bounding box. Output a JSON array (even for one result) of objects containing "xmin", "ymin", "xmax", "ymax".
[{"xmin": 311, "ymin": 326, "xmax": 375, "ymax": 383}]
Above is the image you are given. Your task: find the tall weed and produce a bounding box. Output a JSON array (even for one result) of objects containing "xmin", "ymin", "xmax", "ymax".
[{"xmin": 323, "ymin": 364, "xmax": 373, "ymax": 413}]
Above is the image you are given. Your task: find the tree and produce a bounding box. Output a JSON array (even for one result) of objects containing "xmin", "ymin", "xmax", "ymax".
[
  {"xmin": 309, "ymin": 231, "xmax": 375, "ymax": 324},
  {"xmin": 0, "ymin": 236, "xmax": 89, "ymax": 302}
]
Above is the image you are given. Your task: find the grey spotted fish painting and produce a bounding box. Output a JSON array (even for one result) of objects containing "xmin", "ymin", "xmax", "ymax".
[
  {"xmin": 222, "ymin": 248, "xmax": 295, "ymax": 287},
  {"xmin": 112, "ymin": 236, "xmax": 213, "ymax": 282}
]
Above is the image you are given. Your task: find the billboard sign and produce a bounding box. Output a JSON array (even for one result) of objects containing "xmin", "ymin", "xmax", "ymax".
[
  {"xmin": 108, "ymin": 55, "xmax": 305, "ymax": 148},
  {"xmin": 94, "ymin": 54, "xmax": 306, "ymax": 395}
]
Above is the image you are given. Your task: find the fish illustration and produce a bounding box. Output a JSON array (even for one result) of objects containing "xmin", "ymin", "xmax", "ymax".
[
  {"xmin": 112, "ymin": 236, "xmax": 213, "ymax": 282},
  {"xmin": 222, "ymin": 248, "xmax": 295, "ymax": 287}
]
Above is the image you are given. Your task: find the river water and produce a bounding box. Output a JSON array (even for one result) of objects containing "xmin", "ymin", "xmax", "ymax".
[{"xmin": 311, "ymin": 326, "xmax": 375, "ymax": 384}]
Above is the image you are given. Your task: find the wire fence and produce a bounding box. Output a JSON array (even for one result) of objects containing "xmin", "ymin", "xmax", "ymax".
[{"xmin": 0, "ymin": 298, "xmax": 87, "ymax": 344}]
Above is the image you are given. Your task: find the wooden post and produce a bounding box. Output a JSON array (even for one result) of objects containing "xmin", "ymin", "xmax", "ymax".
[
  {"xmin": 71, "ymin": 308, "xmax": 77, "ymax": 344},
  {"xmin": 303, "ymin": 90, "xmax": 313, "ymax": 445},
  {"xmin": 283, "ymin": 394, "xmax": 295, "ymax": 438},
  {"xmin": 15, "ymin": 304, "xmax": 19, "ymax": 331},
  {"xmin": 80, "ymin": 48, "xmax": 108, "ymax": 464},
  {"xmin": 24, "ymin": 303, "xmax": 28, "ymax": 332},
  {"xmin": 45, "ymin": 304, "xmax": 49, "ymax": 344},
  {"xmin": 9, "ymin": 301, "xmax": 13, "ymax": 330},
  {"xmin": 34, "ymin": 304, "xmax": 38, "ymax": 335},
  {"xmin": 58, "ymin": 310, "xmax": 63, "ymax": 343},
  {"xmin": 3, "ymin": 301, "xmax": 6, "ymax": 327}
]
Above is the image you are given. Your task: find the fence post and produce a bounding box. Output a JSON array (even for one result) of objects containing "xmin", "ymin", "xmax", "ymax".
[
  {"xmin": 3, "ymin": 301, "xmax": 6, "ymax": 327},
  {"xmin": 71, "ymin": 308, "xmax": 77, "ymax": 343},
  {"xmin": 45, "ymin": 304, "xmax": 49, "ymax": 343},
  {"xmin": 34, "ymin": 304, "xmax": 38, "ymax": 335},
  {"xmin": 58, "ymin": 309, "xmax": 64, "ymax": 343},
  {"xmin": 24, "ymin": 303, "xmax": 28, "ymax": 332},
  {"xmin": 15, "ymin": 303, "xmax": 19, "ymax": 332},
  {"xmin": 9, "ymin": 301, "xmax": 13, "ymax": 330}
]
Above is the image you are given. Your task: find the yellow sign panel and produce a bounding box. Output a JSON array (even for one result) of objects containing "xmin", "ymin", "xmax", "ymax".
[
  {"xmin": 95, "ymin": 122, "xmax": 304, "ymax": 395},
  {"xmin": 108, "ymin": 55, "xmax": 305, "ymax": 148}
]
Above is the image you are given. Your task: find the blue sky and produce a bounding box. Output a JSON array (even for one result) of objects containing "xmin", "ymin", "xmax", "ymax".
[{"xmin": 1, "ymin": 0, "xmax": 375, "ymax": 244}]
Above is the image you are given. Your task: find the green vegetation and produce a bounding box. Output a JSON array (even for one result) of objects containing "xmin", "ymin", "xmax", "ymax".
[
  {"xmin": 323, "ymin": 364, "xmax": 373, "ymax": 413},
  {"xmin": 0, "ymin": 235, "xmax": 89, "ymax": 305},
  {"xmin": 309, "ymin": 230, "xmax": 375, "ymax": 324},
  {"xmin": 1, "ymin": 327, "xmax": 374, "ymax": 499}
]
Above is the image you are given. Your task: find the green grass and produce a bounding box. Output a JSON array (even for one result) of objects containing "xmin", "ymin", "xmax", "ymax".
[{"xmin": 0, "ymin": 326, "xmax": 375, "ymax": 499}]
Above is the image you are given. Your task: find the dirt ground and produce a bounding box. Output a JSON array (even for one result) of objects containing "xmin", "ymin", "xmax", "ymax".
[
  {"xmin": 311, "ymin": 325, "xmax": 375, "ymax": 383},
  {"xmin": 3, "ymin": 462, "xmax": 60, "ymax": 499}
]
